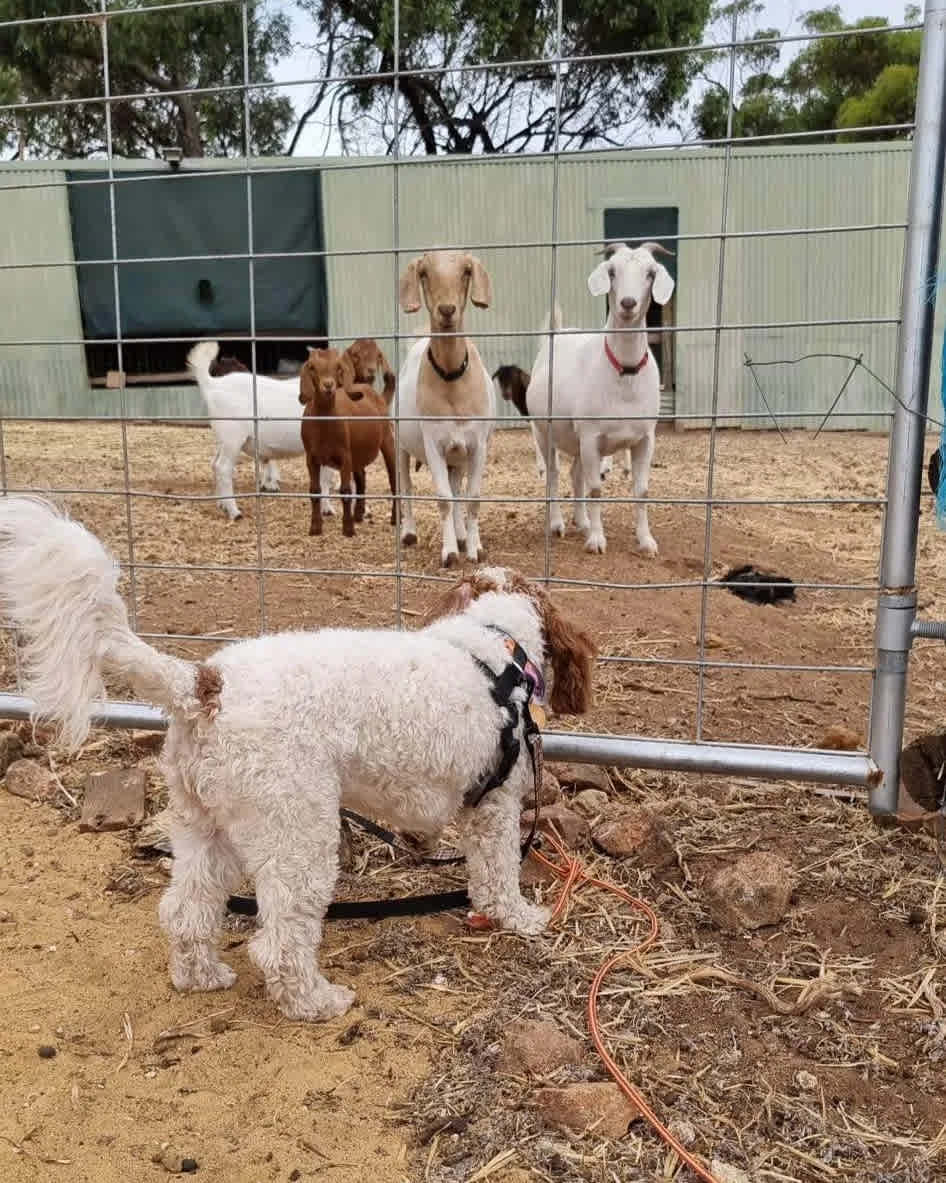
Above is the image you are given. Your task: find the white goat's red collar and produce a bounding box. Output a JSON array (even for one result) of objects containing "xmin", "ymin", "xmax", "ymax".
[{"xmin": 605, "ymin": 340, "xmax": 649, "ymax": 377}]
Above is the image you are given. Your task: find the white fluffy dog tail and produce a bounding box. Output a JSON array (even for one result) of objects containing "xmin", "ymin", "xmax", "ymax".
[{"xmin": 0, "ymin": 496, "xmax": 196, "ymax": 751}]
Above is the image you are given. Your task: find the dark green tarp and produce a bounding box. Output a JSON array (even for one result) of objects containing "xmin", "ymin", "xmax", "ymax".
[{"xmin": 67, "ymin": 168, "xmax": 328, "ymax": 340}]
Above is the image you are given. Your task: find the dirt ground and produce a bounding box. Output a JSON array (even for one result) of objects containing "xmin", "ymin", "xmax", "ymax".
[{"xmin": 1, "ymin": 422, "xmax": 946, "ymax": 1182}]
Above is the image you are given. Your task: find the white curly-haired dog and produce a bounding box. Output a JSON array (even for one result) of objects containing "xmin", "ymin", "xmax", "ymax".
[{"xmin": 0, "ymin": 496, "xmax": 595, "ymax": 1022}]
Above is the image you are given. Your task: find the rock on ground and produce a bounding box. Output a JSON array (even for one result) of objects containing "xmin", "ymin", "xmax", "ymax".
[
  {"xmin": 572, "ymin": 789, "xmax": 610, "ymax": 818},
  {"xmin": 521, "ymin": 803, "xmax": 589, "ymax": 848},
  {"xmin": 704, "ymin": 850, "xmax": 796, "ymax": 932},
  {"xmin": 497, "ymin": 1019, "xmax": 583, "ymax": 1076},
  {"xmin": 0, "ymin": 733, "xmax": 24, "ymax": 777},
  {"xmin": 548, "ymin": 763, "xmax": 612, "ymax": 794},
  {"xmin": 4, "ymin": 758, "xmax": 55, "ymax": 802},
  {"xmin": 592, "ymin": 807, "xmax": 675, "ymax": 868},
  {"xmin": 534, "ymin": 1082, "xmax": 640, "ymax": 1138}
]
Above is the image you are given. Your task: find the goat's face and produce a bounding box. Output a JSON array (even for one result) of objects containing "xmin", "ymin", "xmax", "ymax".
[
  {"xmin": 346, "ymin": 338, "xmax": 381, "ymax": 384},
  {"xmin": 399, "ymin": 250, "xmax": 492, "ymax": 333},
  {"xmin": 587, "ymin": 242, "xmax": 674, "ymax": 327},
  {"xmin": 300, "ymin": 348, "xmax": 346, "ymax": 410},
  {"xmin": 492, "ymin": 364, "xmax": 531, "ymax": 417}
]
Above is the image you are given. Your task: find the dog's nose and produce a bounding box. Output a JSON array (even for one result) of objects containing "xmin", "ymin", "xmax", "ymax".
[
  {"xmin": 438, "ymin": 303, "xmax": 457, "ymax": 320},
  {"xmin": 620, "ymin": 297, "xmax": 637, "ymax": 313}
]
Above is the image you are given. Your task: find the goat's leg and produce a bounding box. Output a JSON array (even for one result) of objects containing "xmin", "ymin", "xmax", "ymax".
[
  {"xmin": 212, "ymin": 443, "xmax": 243, "ymax": 522},
  {"xmin": 579, "ymin": 435, "xmax": 606, "ymax": 554},
  {"xmin": 422, "ymin": 439, "xmax": 460, "ymax": 568},
  {"xmin": 630, "ymin": 432, "xmax": 658, "ymax": 557},
  {"xmin": 340, "ymin": 456, "xmax": 355, "ymax": 537},
  {"xmin": 448, "ymin": 465, "xmax": 467, "ymax": 550},
  {"xmin": 381, "ymin": 429, "xmax": 397, "ymax": 526},
  {"xmin": 463, "ymin": 442, "xmax": 487, "ymax": 562},
  {"xmin": 398, "ymin": 448, "xmax": 417, "ymax": 546},
  {"xmin": 570, "ymin": 454, "xmax": 590, "ymax": 535},
  {"xmin": 353, "ymin": 469, "xmax": 368, "ymax": 522},
  {"xmin": 320, "ymin": 468, "xmax": 336, "ymax": 517},
  {"xmin": 458, "ymin": 788, "xmax": 549, "ymax": 936},
  {"xmin": 306, "ymin": 453, "xmax": 324, "ymax": 536},
  {"xmin": 260, "ymin": 460, "xmax": 280, "ymax": 493},
  {"xmin": 622, "ymin": 447, "xmax": 632, "ymax": 478},
  {"xmin": 530, "ymin": 424, "xmax": 547, "ymax": 481}
]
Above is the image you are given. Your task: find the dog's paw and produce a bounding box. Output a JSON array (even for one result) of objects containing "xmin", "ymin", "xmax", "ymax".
[
  {"xmin": 171, "ymin": 958, "xmax": 236, "ymax": 993},
  {"xmin": 501, "ymin": 902, "xmax": 550, "ymax": 937},
  {"xmin": 282, "ymin": 982, "xmax": 356, "ymax": 1022}
]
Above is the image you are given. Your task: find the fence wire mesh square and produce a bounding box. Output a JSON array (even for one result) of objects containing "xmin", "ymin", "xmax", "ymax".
[{"xmin": 0, "ymin": 0, "xmax": 944, "ymax": 810}]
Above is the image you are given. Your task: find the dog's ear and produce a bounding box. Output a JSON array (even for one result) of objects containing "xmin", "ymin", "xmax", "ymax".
[
  {"xmin": 424, "ymin": 573, "xmax": 499, "ymax": 625},
  {"xmin": 539, "ymin": 595, "xmax": 597, "ymax": 715},
  {"xmin": 424, "ymin": 577, "xmax": 477, "ymax": 624}
]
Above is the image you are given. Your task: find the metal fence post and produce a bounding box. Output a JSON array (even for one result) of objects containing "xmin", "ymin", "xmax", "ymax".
[{"xmin": 868, "ymin": 0, "xmax": 946, "ymax": 815}]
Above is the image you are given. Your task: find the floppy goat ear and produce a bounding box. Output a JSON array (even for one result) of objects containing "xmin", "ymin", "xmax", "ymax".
[
  {"xmin": 398, "ymin": 258, "xmax": 423, "ymax": 314},
  {"xmin": 651, "ymin": 263, "xmax": 674, "ymax": 306},
  {"xmin": 337, "ymin": 354, "xmax": 356, "ymax": 389},
  {"xmin": 299, "ymin": 364, "xmax": 315, "ymax": 406},
  {"xmin": 540, "ymin": 596, "xmax": 597, "ymax": 715},
  {"xmin": 587, "ymin": 258, "xmax": 612, "ymax": 298},
  {"xmin": 469, "ymin": 255, "xmax": 492, "ymax": 309}
]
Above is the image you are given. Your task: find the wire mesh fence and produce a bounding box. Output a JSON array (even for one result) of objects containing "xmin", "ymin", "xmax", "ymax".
[{"xmin": 0, "ymin": 0, "xmax": 944, "ymax": 809}]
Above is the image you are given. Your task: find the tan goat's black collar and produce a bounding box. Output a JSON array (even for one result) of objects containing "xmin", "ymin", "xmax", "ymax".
[{"xmin": 427, "ymin": 346, "xmax": 470, "ymax": 383}]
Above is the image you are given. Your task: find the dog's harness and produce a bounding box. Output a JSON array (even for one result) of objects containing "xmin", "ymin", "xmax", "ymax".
[
  {"xmin": 223, "ymin": 628, "xmax": 547, "ymax": 922},
  {"xmin": 605, "ymin": 339, "xmax": 649, "ymax": 376},
  {"xmin": 464, "ymin": 627, "xmax": 545, "ymax": 809},
  {"xmin": 427, "ymin": 346, "xmax": 470, "ymax": 383}
]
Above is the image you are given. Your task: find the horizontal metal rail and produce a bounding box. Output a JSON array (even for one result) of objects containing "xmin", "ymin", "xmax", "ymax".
[{"xmin": 0, "ymin": 692, "xmax": 879, "ymax": 787}]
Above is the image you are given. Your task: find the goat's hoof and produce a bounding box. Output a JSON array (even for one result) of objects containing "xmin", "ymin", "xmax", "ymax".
[
  {"xmin": 551, "ymin": 523, "xmax": 565, "ymax": 539},
  {"xmin": 309, "ymin": 524, "xmax": 323, "ymax": 536},
  {"xmin": 442, "ymin": 551, "xmax": 460, "ymax": 569},
  {"xmin": 401, "ymin": 532, "xmax": 417, "ymax": 548},
  {"xmin": 260, "ymin": 483, "xmax": 280, "ymax": 494},
  {"xmin": 584, "ymin": 534, "xmax": 606, "ymax": 555},
  {"xmin": 228, "ymin": 513, "xmax": 243, "ymax": 523},
  {"xmin": 343, "ymin": 526, "xmax": 355, "ymax": 538},
  {"xmin": 279, "ymin": 982, "xmax": 356, "ymax": 1023},
  {"xmin": 638, "ymin": 537, "xmax": 659, "ymax": 558}
]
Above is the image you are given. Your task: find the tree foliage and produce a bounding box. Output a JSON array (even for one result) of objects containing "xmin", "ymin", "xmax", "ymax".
[
  {"xmin": 291, "ymin": 0, "xmax": 715, "ymax": 155},
  {"xmin": 693, "ymin": 4, "xmax": 921, "ymax": 144},
  {"xmin": 0, "ymin": 0, "xmax": 294, "ymax": 159}
]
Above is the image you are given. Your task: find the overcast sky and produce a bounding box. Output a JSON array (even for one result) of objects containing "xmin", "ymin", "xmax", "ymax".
[{"xmin": 270, "ymin": 0, "xmax": 915, "ymax": 155}]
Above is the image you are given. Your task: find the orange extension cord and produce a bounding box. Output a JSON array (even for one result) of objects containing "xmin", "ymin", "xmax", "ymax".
[{"xmin": 527, "ymin": 832, "xmax": 722, "ymax": 1183}]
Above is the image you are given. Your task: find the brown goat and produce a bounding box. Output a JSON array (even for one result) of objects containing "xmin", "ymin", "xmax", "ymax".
[
  {"xmin": 342, "ymin": 338, "xmax": 396, "ymax": 403},
  {"xmin": 300, "ymin": 348, "xmax": 396, "ymax": 538}
]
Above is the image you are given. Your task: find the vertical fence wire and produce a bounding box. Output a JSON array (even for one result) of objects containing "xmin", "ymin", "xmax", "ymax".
[
  {"xmin": 99, "ymin": 2, "xmax": 139, "ymax": 633},
  {"xmin": 541, "ymin": 0, "xmax": 566, "ymax": 590},
  {"xmin": 391, "ymin": 0, "xmax": 403, "ymax": 629},
  {"xmin": 241, "ymin": 1, "xmax": 267, "ymax": 636},
  {"xmin": 694, "ymin": 7, "xmax": 738, "ymax": 740}
]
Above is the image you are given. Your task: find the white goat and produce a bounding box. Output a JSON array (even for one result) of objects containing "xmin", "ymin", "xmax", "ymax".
[
  {"xmin": 526, "ymin": 242, "xmax": 674, "ymax": 556},
  {"xmin": 396, "ymin": 251, "xmax": 495, "ymax": 568},
  {"xmin": 187, "ymin": 341, "xmax": 332, "ymax": 521}
]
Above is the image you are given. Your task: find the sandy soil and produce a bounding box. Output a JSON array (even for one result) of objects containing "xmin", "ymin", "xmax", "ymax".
[{"xmin": 1, "ymin": 422, "xmax": 945, "ymax": 1182}]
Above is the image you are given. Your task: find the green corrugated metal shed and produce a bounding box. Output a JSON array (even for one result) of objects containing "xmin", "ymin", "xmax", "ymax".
[{"xmin": 0, "ymin": 142, "xmax": 938, "ymax": 429}]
